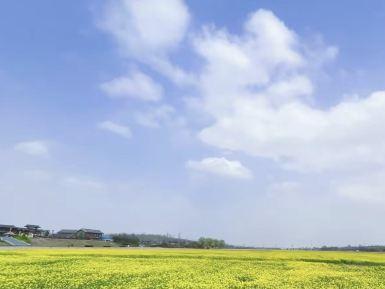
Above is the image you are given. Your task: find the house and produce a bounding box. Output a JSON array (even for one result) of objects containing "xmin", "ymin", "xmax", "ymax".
[
  {"xmin": 25, "ymin": 224, "xmax": 40, "ymax": 233},
  {"xmin": 56, "ymin": 229, "xmax": 78, "ymax": 239},
  {"xmin": 0, "ymin": 224, "xmax": 48, "ymax": 237},
  {"xmin": 77, "ymin": 229, "xmax": 103, "ymax": 240},
  {"xmin": 0, "ymin": 225, "xmax": 16, "ymax": 235},
  {"xmin": 24, "ymin": 225, "xmax": 48, "ymax": 237},
  {"xmin": 55, "ymin": 228, "xmax": 104, "ymax": 240},
  {"xmin": 0, "ymin": 225, "xmax": 28, "ymax": 235}
]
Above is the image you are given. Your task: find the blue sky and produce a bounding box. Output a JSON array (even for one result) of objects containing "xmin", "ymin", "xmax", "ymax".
[{"xmin": 1, "ymin": 0, "xmax": 385, "ymax": 247}]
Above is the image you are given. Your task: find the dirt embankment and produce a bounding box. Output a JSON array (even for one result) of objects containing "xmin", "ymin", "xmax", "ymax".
[{"xmin": 30, "ymin": 238, "xmax": 118, "ymax": 247}]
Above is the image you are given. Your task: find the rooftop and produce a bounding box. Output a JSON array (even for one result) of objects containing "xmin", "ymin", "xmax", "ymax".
[
  {"xmin": 25, "ymin": 224, "xmax": 40, "ymax": 228},
  {"xmin": 56, "ymin": 229, "xmax": 78, "ymax": 234},
  {"xmin": 79, "ymin": 229, "xmax": 103, "ymax": 234}
]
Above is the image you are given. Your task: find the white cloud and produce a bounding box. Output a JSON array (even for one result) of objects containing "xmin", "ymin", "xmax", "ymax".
[
  {"xmin": 267, "ymin": 181, "xmax": 301, "ymax": 198},
  {"xmin": 98, "ymin": 121, "xmax": 132, "ymax": 139},
  {"xmin": 134, "ymin": 105, "xmax": 175, "ymax": 128},
  {"xmin": 193, "ymin": 9, "xmax": 305, "ymax": 95},
  {"xmin": 99, "ymin": 0, "xmax": 193, "ymax": 85},
  {"xmin": 336, "ymin": 172, "xmax": 385, "ymax": 204},
  {"xmin": 186, "ymin": 157, "xmax": 253, "ymax": 179},
  {"xmin": 14, "ymin": 141, "xmax": 49, "ymax": 157},
  {"xmin": 97, "ymin": 3, "xmax": 385, "ymax": 209},
  {"xmin": 188, "ymin": 9, "xmax": 385, "ymax": 172},
  {"xmin": 62, "ymin": 177, "xmax": 105, "ymax": 191},
  {"xmin": 200, "ymin": 90, "xmax": 385, "ymax": 172},
  {"xmin": 100, "ymin": 70, "xmax": 163, "ymax": 102},
  {"xmin": 100, "ymin": 0, "xmax": 190, "ymax": 58},
  {"xmin": 188, "ymin": 9, "xmax": 314, "ymax": 136}
]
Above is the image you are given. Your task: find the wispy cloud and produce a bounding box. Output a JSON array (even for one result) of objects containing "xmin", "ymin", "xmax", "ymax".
[
  {"xmin": 62, "ymin": 176, "xmax": 105, "ymax": 191},
  {"xmin": 186, "ymin": 157, "xmax": 253, "ymax": 180},
  {"xmin": 100, "ymin": 70, "xmax": 163, "ymax": 102},
  {"xmin": 14, "ymin": 140, "xmax": 49, "ymax": 157},
  {"xmin": 98, "ymin": 121, "xmax": 132, "ymax": 139},
  {"xmin": 134, "ymin": 105, "xmax": 175, "ymax": 128},
  {"xmin": 99, "ymin": 0, "xmax": 192, "ymax": 84},
  {"xmin": 99, "ymin": 0, "xmax": 190, "ymax": 58}
]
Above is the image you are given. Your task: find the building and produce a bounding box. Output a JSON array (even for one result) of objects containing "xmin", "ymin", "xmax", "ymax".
[
  {"xmin": 0, "ymin": 224, "xmax": 48, "ymax": 237},
  {"xmin": 25, "ymin": 224, "xmax": 40, "ymax": 233},
  {"xmin": 0, "ymin": 225, "xmax": 16, "ymax": 235},
  {"xmin": 77, "ymin": 229, "xmax": 103, "ymax": 240},
  {"xmin": 55, "ymin": 230, "xmax": 78, "ymax": 239},
  {"xmin": 55, "ymin": 228, "xmax": 104, "ymax": 240},
  {"xmin": 24, "ymin": 225, "xmax": 48, "ymax": 237}
]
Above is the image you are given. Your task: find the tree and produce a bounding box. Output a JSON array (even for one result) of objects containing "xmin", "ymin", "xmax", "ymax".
[
  {"xmin": 112, "ymin": 234, "xmax": 140, "ymax": 247},
  {"xmin": 197, "ymin": 237, "xmax": 226, "ymax": 249}
]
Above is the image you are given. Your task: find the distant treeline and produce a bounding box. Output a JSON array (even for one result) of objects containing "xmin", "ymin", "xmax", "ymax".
[
  {"xmin": 315, "ymin": 245, "xmax": 385, "ymax": 252},
  {"xmin": 111, "ymin": 233, "xmax": 226, "ymax": 249}
]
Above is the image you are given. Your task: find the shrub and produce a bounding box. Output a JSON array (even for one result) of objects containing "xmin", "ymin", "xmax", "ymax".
[{"xmin": 14, "ymin": 234, "xmax": 31, "ymax": 244}]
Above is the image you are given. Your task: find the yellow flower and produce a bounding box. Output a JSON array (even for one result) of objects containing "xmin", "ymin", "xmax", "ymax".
[{"xmin": 0, "ymin": 248, "xmax": 385, "ymax": 288}]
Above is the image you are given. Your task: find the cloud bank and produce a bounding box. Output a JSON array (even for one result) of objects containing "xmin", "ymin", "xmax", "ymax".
[{"xmin": 99, "ymin": 1, "xmax": 385, "ymax": 202}]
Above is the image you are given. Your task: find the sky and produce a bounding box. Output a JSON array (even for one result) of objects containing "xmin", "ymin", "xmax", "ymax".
[{"xmin": 1, "ymin": 0, "xmax": 385, "ymax": 247}]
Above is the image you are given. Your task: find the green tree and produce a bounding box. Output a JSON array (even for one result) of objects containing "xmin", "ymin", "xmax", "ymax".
[
  {"xmin": 197, "ymin": 237, "xmax": 226, "ymax": 249},
  {"xmin": 112, "ymin": 234, "xmax": 140, "ymax": 247}
]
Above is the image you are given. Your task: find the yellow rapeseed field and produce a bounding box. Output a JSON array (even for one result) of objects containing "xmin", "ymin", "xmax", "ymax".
[{"xmin": 1, "ymin": 248, "xmax": 385, "ymax": 289}]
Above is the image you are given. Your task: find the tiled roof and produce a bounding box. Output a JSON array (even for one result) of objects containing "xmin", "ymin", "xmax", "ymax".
[
  {"xmin": 79, "ymin": 228, "xmax": 103, "ymax": 234},
  {"xmin": 57, "ymin": 229, "xmax": 77, "ymax": 234}
]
